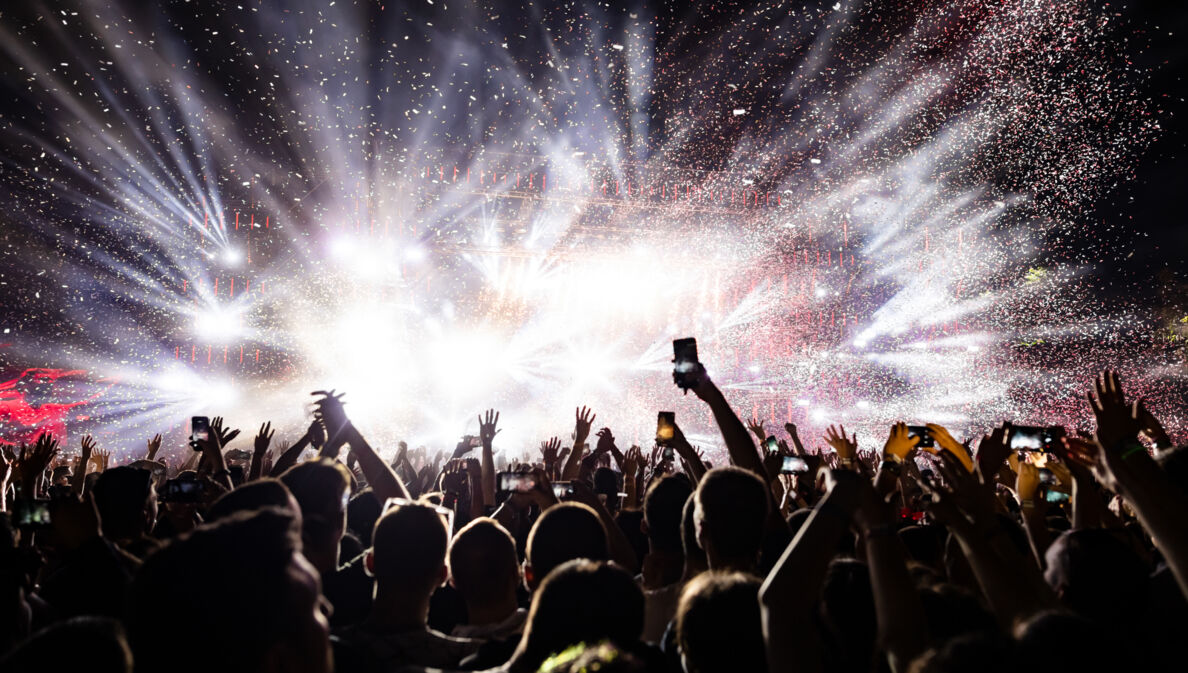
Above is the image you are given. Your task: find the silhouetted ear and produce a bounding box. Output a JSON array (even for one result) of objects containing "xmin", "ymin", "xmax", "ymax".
[{"xmin": 363, "ymin": 549, "xmax": 375, "ymax": 577}]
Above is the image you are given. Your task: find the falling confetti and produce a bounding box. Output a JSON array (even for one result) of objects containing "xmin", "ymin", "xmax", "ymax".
[{"xmin": 0, "ymin": 0, "xmax": 1180, "ymax": 459}]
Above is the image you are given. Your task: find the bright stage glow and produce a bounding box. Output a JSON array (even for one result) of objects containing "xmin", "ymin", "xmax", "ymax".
[
  {"xmin": 192, "ymin": 305, "xmax": 247, "ymax": 343},
  {"xmin": 0, "ymin": 0, "xmax": 1179, "ymax": 459}
]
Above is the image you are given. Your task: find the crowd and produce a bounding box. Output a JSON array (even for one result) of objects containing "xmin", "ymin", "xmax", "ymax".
[{"xmin": 0, "ymin": 360, "xmax": 1186, "ymax": 673}]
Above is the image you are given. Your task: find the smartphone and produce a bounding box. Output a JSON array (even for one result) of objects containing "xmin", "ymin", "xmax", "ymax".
[
  {"xmin": 780, "ymin": 456, "xmax": 809, "ymax": 474},
  {"xmin": 764, "ymin": 436, "xmax": 779, "ymax": 454},
  {"xmin": 907, "ymin": 425, "xmax": 935, "ymax": 449},
  {"xmin": 497, "ymin": 472, "xmax": 536, "ymax": 494},
  {"xmin": 1009, "ymin": 425, "xmax": 1064, "ymax": 453},
  {"xmin": 552, "ymin": 482, "xmax": 576, "ymax": 499},
  {"xmin": 1038, "ymin": 468, "xmax": 1056, "ymax": 484},
  {"xmin": 662, "ymin": 446, "xmax": 675, "ymax": 462},
  {"xmin": 1045, "ymin": 490, "xmax": 1070, "ymax": 504},
  {"xmin": 656, "ymin": 411, "xmax": 676, "ymax": 444},
  {"xmin": 672, "ymin": 338, "xmax": 699, "ymax": 389},
  {"xmin": 468, "ymin": 435, "xmax": 482, "ymax": 448},
  {"xmin": 191, "ymin": 415, "xmax": 210, "ymax": 448},
  {"xmin": 159, "ymin": 478, "xmax": 205, "ymax": 503},
  {"xmin": 13, "ymin": 499, "xmax": 53, "ymax": 528}
]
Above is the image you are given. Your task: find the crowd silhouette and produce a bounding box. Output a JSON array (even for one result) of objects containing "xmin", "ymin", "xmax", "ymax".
[{"xmin": 1, "ymin": 358, "xmax": 1185, "ymax": 673}]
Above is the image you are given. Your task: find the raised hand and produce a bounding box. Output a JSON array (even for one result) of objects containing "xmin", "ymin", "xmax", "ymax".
[
  {"xmin": 478, "ymin": 409, "xmax": 501, "ymax": 447},
  {"xmin": 1087, "ymin": 370, "xmax": 1140, "ymax": 451},
  {"xmin": 924, "ymin": 423, "xmax": 974, "ymax": 472},
  {"xmin": 307, "ymin": 419, "xmax": 326, "ymax": 450},
  {"xmin": 574, "ymin": 406, "xmax": 596, "ymax": 443},
  {"xmin": 623, "ymin": 445, "xmax": 644, "ymax": 476},
  {"xmin": 144, "ymin": 433, "xmax": 162, "ymax": 460},
  {"xmin": 974, "ymin": 423, "xmax": 1011, "ymax": 477},
  {"xmin": 540, "ymin": 437, "xmax": 561, "ymax": 476},
  {"xmin": 311, "ymin": 390, "xmax": 349, "ymax": 437},
  {"xmin": 882, "ymin": 422, "xmax": 919, "ymax": 463},
  {"xmin": 210, "ymin": 416, "xmax": 241, "ymax": 449},
  {"xmin": 253, "ymin": 422, "xmax": 275, "ymax": 454},
  {"xmin": 80, "ymin": 434, "xmax": 97, "ymax": 459},
  {"xmin": 91, "ymin": 448, "xmax": 111, "ymax": 472},
  {"xmin": 747, "ymin": 418, "xmax": 766, "ymax": 442},
  {"xmin": 1015, "ymin": 455, "xmax": 1041, "ymax": 506},
  {"xmin": 1135, "ymin": 397, "xmax": 1172, "ymax": 449},
  {"xmin": 824, "ymin": 424, "xmax": 858, "ymax": 465},
  {"xmin": 784, "ymin": 422, "xmax": 807, "ymax": 456}
]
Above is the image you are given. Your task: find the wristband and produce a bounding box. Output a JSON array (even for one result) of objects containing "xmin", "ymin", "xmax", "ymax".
[
  {"xmin": 1120, "ymin": 444, "xmax": 1147, "ymax": 460},
  {"xmin": 882, "ymin": 453, "xmax": 904, "ymax": 464},
  {"xmin": 1020, "ymin": 499, "xmax": 1036, "ymax": 510}
]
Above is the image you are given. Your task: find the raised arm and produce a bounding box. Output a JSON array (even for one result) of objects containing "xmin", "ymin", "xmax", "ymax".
[
  {"xmin": 71, "ymin": 435, "xmax": 96, "ymax": 496},
  {"xmin": 560, "ymin": 406, "xmax": 596, "ymax": 481},
  {"xmin": 313, "ymin": 391, "xmax": 409, "ymax": 502},
  {"xmin": 925, "ymin": 450, "xmax": 1056, "ymax": 626},
  {"xmin": 478, "ymin": 409, "xmax": 500, "ymax": 508},
  {"xmin": 197, "ymin": 417, "xmax": 238, "ymax": 492},
  {"xmin": 270, "ymin": 421, "xmax": 317, "ymax": 477},
  {"xmin": 1080, "ymin": 371, "xmax": 1188, "ymax": 600},
  {"xmin": 688, "ymin": 365, "xmax": 766, "ymax": 480},
  {"xmin": 670, "ymin": 422, "xmax": 707, "ymax": 483},
  {"xmin": 854, "ymin": 475, "xmax": 928, "ymax": 673},
  {"xmin": 760, "ymin": 471, "xmax": 859, "ymax": 673},
  {"xmin": 249, "ymin": 422, "xmax": 275, "ymax": 482}
]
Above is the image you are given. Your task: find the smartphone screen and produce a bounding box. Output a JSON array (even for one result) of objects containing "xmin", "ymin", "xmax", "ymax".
[
  {"xmin": 907, "ymin": 425, "xmax": 935, "ymax": 448},
  {"xmin": 162, "ymin": 479, "xmax": 204, "ymax": 503},
  {"xmin": 1008, "ymin": 425, "xmax": 1047, "ymax": 452},
  {"xmin": 191, "ymin": 416, "xmax": 210, "ymax": 444},
  {"xmin": 552, "ymin": 482, "xmax": 575, "ymax": 499},
  {"xmin": 497, "ymin": 472, "xmax": 535, "ymax": 494},
  {"xmin": 781, "ymin": 456, "xmax": 809, "ymax": 474},
  {"xmin": 672, "ymin": 338, "xmax": 699, "ymax": 389},
  {"xmin": 764, "ymin": 436, "xmax": 779, "ymax": 454},
  {"xmin": 1045, "ymin": 490, "xmax": 1070, "ymax": 503},
  {"xmin": 14, "ymin": 499, "xmax": 53, "ymax": 528},
  {"xmin": 662, "ymin": 446, "xmax": 675, "ymax": 462},
  {"xmin": 656, "ymin": 411, "xmax": 676, "ymax": 444}
]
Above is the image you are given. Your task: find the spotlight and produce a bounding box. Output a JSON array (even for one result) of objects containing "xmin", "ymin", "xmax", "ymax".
[
  {"xmin": 221, "ymin": 247, "xmax": 244, "ymax": 266},
  {"xmin": 193, "ymin": 305, "xmax": 246, "ymax": 342}
]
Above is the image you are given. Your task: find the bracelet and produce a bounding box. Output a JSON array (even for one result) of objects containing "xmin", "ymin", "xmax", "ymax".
[
  {"xmin": 882, "ymin": 453, "xmax": 904, "ymax": 464},
  {"xmin": 1020, "ymin": 499, "xmax": 1036, "ymax": 510},
  {"xmin": 1120, "ymin": 444, "xmax": 1148, "ymax": 460}
]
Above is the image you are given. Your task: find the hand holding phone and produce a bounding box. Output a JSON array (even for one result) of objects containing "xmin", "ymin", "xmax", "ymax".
[
  {"xmin": 656, "ymin": 412, "xmax": 676, "ymax": 445},
  {"xmin": 496, "ymin": 472, "xmax": 536, "ymax": 495},
  {"xmin": 1008, "ymin": 425, "xmax": 1065, "ymax": 453},
  {"xmin": 780, "ymin": 456, "xmax": 809, "ymax": 474},
  {"xmin": 191, "ymin": 416, "xmax": 211, "ymax": 450},
  {"xmin": 672, "ymin": 338, "xmax": 700, "ymax": 390},
  {"xmin": 906, "ymin": 425, "xmax": 935, "ymax": 449}
]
